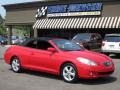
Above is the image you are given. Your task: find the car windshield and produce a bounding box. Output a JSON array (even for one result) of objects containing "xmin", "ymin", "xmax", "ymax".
[
  {"xmin": 104, "ymin": 36, "xmax": 120, "ymax": 42},
  {"xmin": 53, "ymin": 39, "xmax": 84, "ymax": 51},
  {"xmin": 72, "ymin": 34, "xmax": 90, "ymax": 41}
]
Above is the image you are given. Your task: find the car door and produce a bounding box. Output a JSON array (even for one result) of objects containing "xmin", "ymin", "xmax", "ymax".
[
  {"xmin": 88, "ymin": 34, "xmax": 102, "ymax": 50},
  {"xmin": 18, "ymin": 39, "xmax": 38, "ymax": 68},
  {"xmin": 94, "ymin": 34, "xmax": 102, "ymax": 49},
  {"xmin": 29, "ymin": 40, "xmax": 57, "ymax": 73},
  {"xmin": 86, "ymin": 34, "xmax": 96, "ymax": 49}
]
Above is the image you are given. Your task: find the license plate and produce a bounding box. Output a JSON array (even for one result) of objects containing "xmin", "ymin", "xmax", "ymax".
[{"xmin": 109, "ymin": 45, "xmax": 114, "ymax": 48}]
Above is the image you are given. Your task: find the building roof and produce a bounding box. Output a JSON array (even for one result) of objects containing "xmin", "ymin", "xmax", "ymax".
[{"xmin": 3, "ymin": 0, "xmax": 120, "ymax": 10}]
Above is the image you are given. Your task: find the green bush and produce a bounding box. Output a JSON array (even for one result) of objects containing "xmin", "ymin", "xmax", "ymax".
[{"xmin": 0, "ymin": 15, "xmax": 6, "ymax": 35}]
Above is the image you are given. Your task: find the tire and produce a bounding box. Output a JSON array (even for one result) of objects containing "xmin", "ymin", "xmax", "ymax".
[
  {"xmin": 11, "ymin": 57, "xmax": 22, "ymax": 73},
  {"xmin": 116, "ymin": 53, "xmax": 120, "ymax": 57},
  {"xmin": 61, "ymin": 63, "xmax": 78, "ymax": 83}
]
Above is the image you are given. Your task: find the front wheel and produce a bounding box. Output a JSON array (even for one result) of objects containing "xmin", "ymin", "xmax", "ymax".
[
  {"xmin": 11, "ymin": 57, "xmax": 22, "ymax": 73},
  {"xmin": 61, "ymin": 63, "xmax": 78, "ymax": 83}
]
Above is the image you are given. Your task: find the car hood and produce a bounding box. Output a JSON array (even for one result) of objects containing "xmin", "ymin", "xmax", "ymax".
[{"xmin": 63, "ymin": 50, "xmax": 111, "ymax": 63}]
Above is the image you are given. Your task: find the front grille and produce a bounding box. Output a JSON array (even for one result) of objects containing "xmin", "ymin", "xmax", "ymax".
[{"xmin": 98, "ymin": 71, "xmax": 114, "ymax": 75}]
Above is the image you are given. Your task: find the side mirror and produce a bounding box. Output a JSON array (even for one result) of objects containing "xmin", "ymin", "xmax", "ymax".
[{"xmin": 47, "ymin": 47, "xmax": 56, "ymax": 53}]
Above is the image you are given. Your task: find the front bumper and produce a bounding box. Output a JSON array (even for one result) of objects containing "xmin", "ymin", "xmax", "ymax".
[
  {"xmin": 102, "ymin": 50, "xmax": 120, "ymax": 53},
  {"xmin": 77, "ymin": 64, "xmax": 114, "ymax": 79}
]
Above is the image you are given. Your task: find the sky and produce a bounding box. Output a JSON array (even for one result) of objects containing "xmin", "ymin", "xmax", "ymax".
[{"xmin": 0, "ymin": 0, "xmax": 41, "ymax": 18}]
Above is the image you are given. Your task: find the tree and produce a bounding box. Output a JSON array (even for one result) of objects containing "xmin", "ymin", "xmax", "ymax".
[
  {"xmin": 0, "ymin": 15, "xmax": 6, "ymax": 35},
  {"xmin": 0, "ymin": 15, "xmax": 3, "ymax": 24}
]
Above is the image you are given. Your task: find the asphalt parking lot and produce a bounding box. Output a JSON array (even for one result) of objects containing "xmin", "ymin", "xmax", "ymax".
[
  {"xmin": 0, "ymin": 46, "xmax": 120, "ymax": 90},
  {"xmin": 0, "ymin": 46, "xmax": 7, "ymax": 59}
]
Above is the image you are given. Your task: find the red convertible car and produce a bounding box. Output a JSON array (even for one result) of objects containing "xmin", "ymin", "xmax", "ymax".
[{"xmin": 4, "ymin": 37, "xmax": 114, "ymax": 83}]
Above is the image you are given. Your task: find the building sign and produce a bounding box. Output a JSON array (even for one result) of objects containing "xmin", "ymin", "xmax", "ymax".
[
  {"xmin": 47, "ymin": 11, "xmax": 101, "ymax": 17},
  {"xmin": 35, "ymin": 6, "xmax": 47, "ymax": 18},
  {"xmin": 36, "ymin": 3, "xmax": 103, "ymax": 18}
]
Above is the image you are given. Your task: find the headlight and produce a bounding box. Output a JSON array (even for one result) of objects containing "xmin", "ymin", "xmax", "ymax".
[{"xmin": 76, "ymin": 57, "xmax": 98, "ymax": 66}]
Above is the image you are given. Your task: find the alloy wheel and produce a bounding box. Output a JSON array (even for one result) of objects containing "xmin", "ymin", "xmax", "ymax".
[
  {"xmin": 11, "ymin": 58, "xmax": 21, "ymax": 72},
  {"xmin": 62, "ymin": 63, "xmax": 77, "ymax": 83}
]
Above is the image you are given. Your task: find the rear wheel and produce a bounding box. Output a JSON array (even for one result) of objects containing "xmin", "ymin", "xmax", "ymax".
[
  {"xmin": 61, "ymin": 63, "xmax": 78, "ymax": 83},
  {"xmin": 11, "ymin": 57, "xmax": 21, "ymax": 73}
]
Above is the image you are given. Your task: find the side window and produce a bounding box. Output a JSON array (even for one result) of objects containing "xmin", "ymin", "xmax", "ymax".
[
  {"xmin": 95, "ymin": 34, "xmax": 102, "ymax": 41},
  {"xmin": 91, "ymin": 34, "xmax": 101, "ymax": 41},
  {"xmin": 90, "ymin": 35, "xmax": 95, "ymax": 41},
  {"xmin": 25, "ymin": 40, "xmax": 37, "ymax": 48},
  {"xmin": 36, "ymin": 40, "xmax": 53, "ymax": 50}
]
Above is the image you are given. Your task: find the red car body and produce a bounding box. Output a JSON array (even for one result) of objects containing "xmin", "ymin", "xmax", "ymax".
[{"xmin": 4, "ymin": 38, "xmax": 114, "ymax": 82}]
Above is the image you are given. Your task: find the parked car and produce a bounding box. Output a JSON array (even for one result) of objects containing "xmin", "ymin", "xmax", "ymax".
[
  {"xmin": 11, "ymin": 36, "xmax": 20, "ymax": 44},
  {"xmin": 72, "ymin": 33, "xmax": 102, "ymax": 52},
  {"xmin": 4, "ymin": 37, "xmax": 114, "ymax": 83},
  {"xmin": 11, "ymin": 36, "xmax": 26, "ymax": 44},
  {"xmin": 18, "ymin": 36, "xmax": 27, "ymax": 43},
  {"xmin": 0, "ymin": 36, "xmax": 7, "ymax": 45},
  {"xmin": 102, "ymin": 34, "xmax": 120, "ymax": 54}
]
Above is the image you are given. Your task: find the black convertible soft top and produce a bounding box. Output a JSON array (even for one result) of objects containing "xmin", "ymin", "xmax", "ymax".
[
  {"xmin": 20, "ymin": 37, "xmax": 63, "ymax": 46},
  {"xmin": 32, "ymin": 37, "xmax": 56, "ymax": 41}
]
